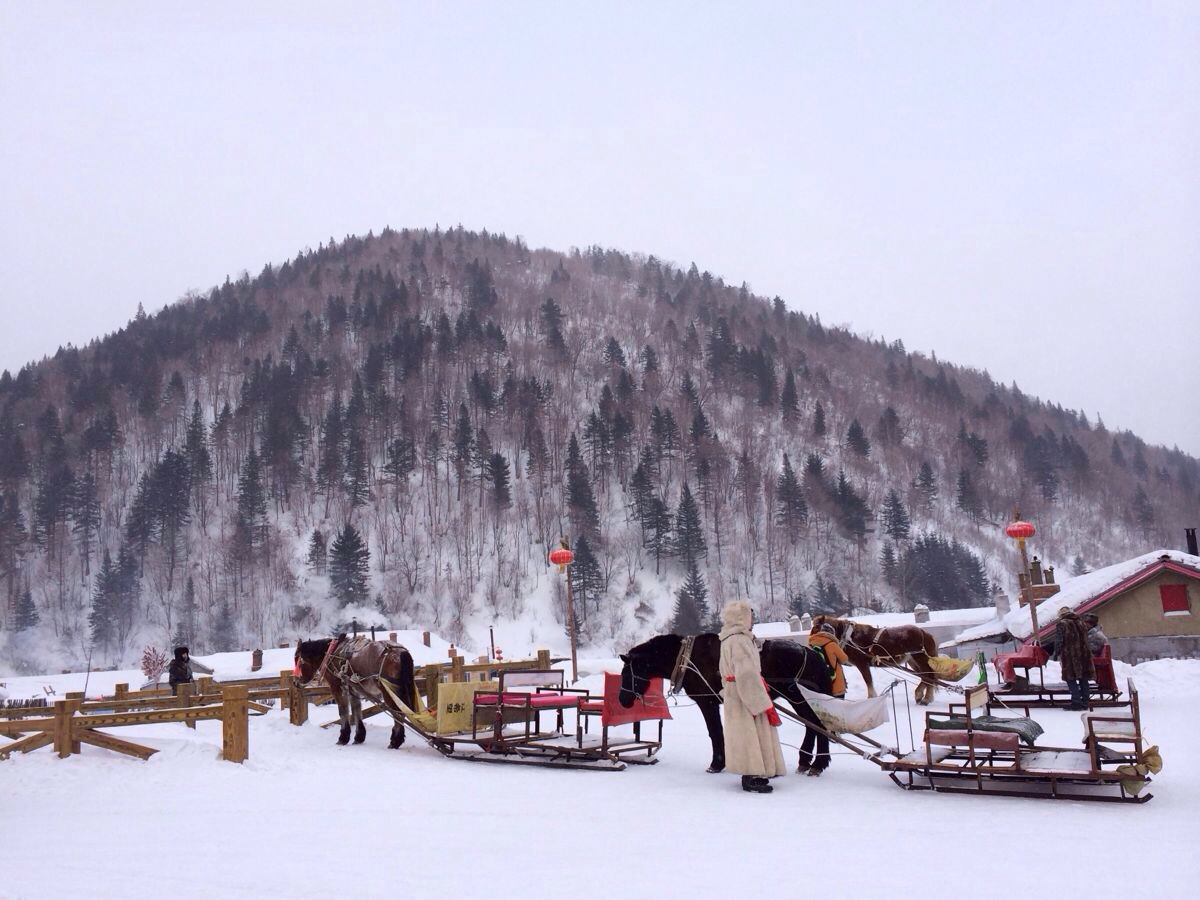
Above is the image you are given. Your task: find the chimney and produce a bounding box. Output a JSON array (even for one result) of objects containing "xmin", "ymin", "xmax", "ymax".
[
  {"xmin": 1030, "ymin": 556, "xmax": 1043, "ymax": 585},
  {"xmin": 913, "ymin": 604, "xmax": 930, "ymax": 624},
  {"xmin": 788, "ymin": 615, "xmax": 801, "ymax": 633},
  {"xmin": 1187, "ymin": 528, "xmax": 1198, "ymax": 557},
  {"xmin": 799, "ymin": 612, "xmax": 813, "ymax": 633},
  {"xmin": 994, "ymin": 587, "xmax": 1011, "ymax": 618},
  {"xmin": 1045, "ymin": 565, "xmax": 1055, "ymax": 585}
]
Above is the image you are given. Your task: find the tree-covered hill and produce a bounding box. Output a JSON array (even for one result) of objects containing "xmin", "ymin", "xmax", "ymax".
[{"xmin": 1, "ymin": 227, "xmax": 1194, "ymax": 672}]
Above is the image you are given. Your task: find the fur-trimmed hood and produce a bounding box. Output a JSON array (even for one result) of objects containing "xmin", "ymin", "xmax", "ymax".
[{"xmin": 720, "ymin": 599, "xmax": 753, "ymax": 637}]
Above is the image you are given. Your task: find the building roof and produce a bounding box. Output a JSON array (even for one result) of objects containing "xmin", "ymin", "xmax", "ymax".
[{"xmin": 954, "ymin": 548, "xmax": 1200, "ymax": 644}]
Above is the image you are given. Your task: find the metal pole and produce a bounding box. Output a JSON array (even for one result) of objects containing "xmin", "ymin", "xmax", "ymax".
[
  {"xmin": 565, "ymin": 567, "xmax": 578, "ymax": 684},
  {"xmin": 489, "ymin": 626, "xmax": 495, "ymax": 661},
  {"xmin": 1019, "ymin": 537, "xmax": 1040, "ymax": 640}
]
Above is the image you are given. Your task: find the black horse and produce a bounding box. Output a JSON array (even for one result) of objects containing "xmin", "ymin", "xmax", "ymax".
[{"xmin": 619, "ymin": 633, "xmax": 834, "ymax": 774}]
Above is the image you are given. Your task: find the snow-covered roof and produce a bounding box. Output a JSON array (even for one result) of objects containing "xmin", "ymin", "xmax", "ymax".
[{"xmin": 955, "ymin": 549, "xmax": 1200, "ymax": 644}]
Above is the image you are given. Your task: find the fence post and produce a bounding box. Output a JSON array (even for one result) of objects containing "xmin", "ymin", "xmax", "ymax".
[
  {"xmin": 196, "ymin": 675, "xmax": 213, "ymax": 699},
  {"xmin": 52, "ymin": 700, "xmax": 74, "ymax": 758},
  {"xmin": 282, "ymin": 671, "xmax": 308, "ymax": 726},
  {"xmin": 178, "ymin": 681, "xmax": 196, "ymax": 729},
  {"xmin": 537, "ymin": 649, "xmax": 551, "ymax": 669},
  {"xmin": 221, "ymin": 685, "xmax": 249, "ymax": 763},
  {"xmin": 114, "ymin": 683, "xmax": 128, "ymax": 700},
  {"xmin": 450, "ymin": 655, "xmax": 464, "ymax": 683},
  {"xmin": 422, "ymin": 664, "xmax": 440, "ymax": 711}
]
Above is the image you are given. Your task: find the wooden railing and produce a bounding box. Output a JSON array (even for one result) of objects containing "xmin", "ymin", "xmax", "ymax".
[{"xmin": 0, "ymin": 649, "xmax": 558, "ymax": 761}]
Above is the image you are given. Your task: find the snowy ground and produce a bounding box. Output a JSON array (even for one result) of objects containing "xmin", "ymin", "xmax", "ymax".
[{"xmin": 1, "ymin": 648, "xmax": 1197, "ymax": 900}]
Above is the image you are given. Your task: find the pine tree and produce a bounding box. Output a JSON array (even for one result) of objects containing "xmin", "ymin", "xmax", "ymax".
[
  {"xmin": 565, "ymin": 434, "xmax": 600, "ymax": 542},
  {"xmin": 670, "ymin": 558, "xmax": 709, "ymax": 635},
  {"xmin": 71, "ymin": 471, "xmax": 101, "ymax": 575},
  {"xmin": 345, "ymin": 434, "xmax": 369, "ymax": 508},
  {"xmin": 316, "ymin": 397, "xmax": 346, "ymax": 509},
  {"xmin": 0, "ymin": 490, "xmax": 28, "ymax": 605},
  {"xmin": 184, "ymin": 399, "xmax": 212, "ymax": 512},
  {"xmin": 15, "ymin": 587, "xmax": 38, "ymax": 630},
  {"xmin": 486, "ymin": 451, "xmax": 512, "ymax": 510},
  {"xmin": 956, "ymin": 468, "xmax": 981, "ymax": 521},
  {"xmin": 880, "ymin": 542, "xmax": 899, "ymax": 586},
  {"xmin": 914, "ymin": 461, "xmax": 937, "ymax": 512},
  {"xmin": 775, "ymin": 453, "xmax": 808, "ymax": 537},
  {"xmin": 307, "ymin": 529, "xmax": 327, "ymax": 574},
  {"xmin": 846, "ymin": 419, "xmax": 871, "ymax": 458},
  {"xmin": 172, "ymin": 576, "xmax": 198, "ymax": 649},
  {"xmin": 89, "ymin": 549, "xmax": 115, "ymax": 653},
  {"xmin": 673, "ymin": 484, "xmax": 707, "ymax": 567},
  {"xmin": 213, "ymin": 598, "xmax": 236, "ymax": 651},
  {"xmin": 568, "ymin": 536, "xmax": 604, "ymax": 628},
  {"xmin": 236, "ymin": 447, "xmax": 268, "ymax": 554},
  {"xmin": 643, "ymin": 496, "xmax": 673, "ymax": 574},
  {"xmin": 780, "ymin": 368, "xmax": 798, "ymax": 421},
  {"xmin": 881, "ymin": 489, "xmax": 911, "ymax": 542},
  {"xmin": 834, "ymin": 469, "xmax": 871, "ymax": 540},
  {"xmin": 812, "ymin": 402, "xmax": 826, "ymax": 438},
  {"xmin": 1132, "ymin": 485, "xmax": 1154, "ymax": 536},
  {"xmin": 329, "ymin": 522, "xmax": 371, "ymax": 607}
]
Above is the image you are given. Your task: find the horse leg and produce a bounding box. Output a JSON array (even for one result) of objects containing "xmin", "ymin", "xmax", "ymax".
[
  {"xmin": 351, "ymin": 693, "xmax": 366, "ymax": 744},
  {"xmin": 389, "ymin": 720, "xmax": 405, "ymax": 749},
  {"xmin": 697, "ymin": 698, "xmax": 725, "ymax": 773},
  {"xmin": 857, "ymin": 660, "xmax": 876, "ymax": 698},
  {"xmin": 336, "ymin": 689, "xmax": 351, "ymax": 745}
]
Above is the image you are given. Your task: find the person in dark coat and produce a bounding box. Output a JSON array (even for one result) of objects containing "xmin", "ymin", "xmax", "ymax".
[
  {"xmin": 168, "ymin": 646, "xmax": 194, "ymax": 695},
  {"xmin": 1051, "ymin": 608, "xmax": 1094, "ymax": 710},
  {"xmin": 1083, "ymin": 614, "xmax": 1109, "ymax": 656}
]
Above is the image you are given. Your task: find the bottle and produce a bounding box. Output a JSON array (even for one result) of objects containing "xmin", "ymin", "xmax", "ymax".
[{"xmin": 976, "ymin": 650, "xmax": 988, "ymax": 684}]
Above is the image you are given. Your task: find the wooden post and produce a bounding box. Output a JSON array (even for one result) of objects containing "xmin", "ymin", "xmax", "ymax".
[
  {"xmin": 114, "ymin": 683, "xmax": 128, "ymax": 700},
  {"xmin": 52, "ymin": 700, "xmax": 73, "ymax": 758},
  {"xmin": 537, "ymin": 649, "xmax": 551, "ymax": 670},
  {"xmin": 251, "ymin": 648, "xmax": 263, "ymax": 672},
  {"xmin": 283, "ymin": 671, "xmax": 308, "ymax": 726},
  {"xmin": 178, "ymin": 681, "xmax": 196, "ymax": 729},
  {"xmin": 67, "ymin": 698, "xmax": 81, "ymax": 753},
  {"xmin": 221, "ymin": 685, "xmax": 249, "ymax": 763},
  {"xmin": 422, "ymin": 631, "xmax": 430, "ymax": 647},
  {"xmin": 422, "ymin": 664, "xmax": 440, "ymax": 711},
  {"xmin": 450, "ymin": 655, "xmax": 464, "ymax": 683},
  {"xmin": 196, "ymin": 675, "xmax": 213, "ymax": 699}
]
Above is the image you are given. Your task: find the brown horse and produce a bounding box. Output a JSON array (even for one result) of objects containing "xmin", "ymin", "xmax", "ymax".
[
  {"xmin": 295, "ymin": 634, "xmax": 415, "ymax": 748},
  {"xmin": 811, "ymin": 615, "xmax": 940, "ymax": 705}
]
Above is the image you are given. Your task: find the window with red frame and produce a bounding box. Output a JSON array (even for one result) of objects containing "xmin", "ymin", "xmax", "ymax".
[{"xmin": 1160, "ymin": 584, "xmax": 1191, "ymax": 614}]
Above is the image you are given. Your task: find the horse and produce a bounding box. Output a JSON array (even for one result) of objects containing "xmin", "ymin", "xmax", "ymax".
[
  {"xmin": 811, "ymin": 614, "xmax": 940, "ymax": 705},
  {"xmin": 618, "ymin": 633, "xmax": 834, "ymax": 774},
  {"xmin": 295, "ymin": 634, "xmax": 416, "ymax": 748}
]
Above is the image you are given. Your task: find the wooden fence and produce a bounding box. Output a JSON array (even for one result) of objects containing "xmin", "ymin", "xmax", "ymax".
[{"xmin": 0, "ymin": 649, "xmax": 556, "ymax": 763}]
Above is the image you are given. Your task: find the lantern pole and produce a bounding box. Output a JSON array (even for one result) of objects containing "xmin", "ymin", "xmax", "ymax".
[
  {"xmin": 565, "ymin": 563, "xmax": 578, "ymax": 684},
  {"xmin": 1017, "ymin": 535, "xmax": 1039, "ymax": 639},
  {"xmin": 552, "ymin": 536, "xmax": 579, "ymax": 684}
]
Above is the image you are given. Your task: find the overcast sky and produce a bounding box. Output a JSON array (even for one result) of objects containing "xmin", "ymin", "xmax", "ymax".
[{"xmin": 2, "ymin": 2, "xmax": 1197, "ymax": 455}]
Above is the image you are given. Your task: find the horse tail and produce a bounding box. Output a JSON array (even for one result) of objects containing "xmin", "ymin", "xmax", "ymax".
[
  {"xmin": 919, "ymin": 628, "xmax": 938, "ymax": 659},
  {"xmin": 399, "ymin": 648, "xmax": 416, "ymax": 710}
]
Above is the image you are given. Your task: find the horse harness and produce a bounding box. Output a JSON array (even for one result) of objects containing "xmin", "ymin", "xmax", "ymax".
[{"xmin": 668, "ymin": 635, "xmax": 695, "ymax": 696}]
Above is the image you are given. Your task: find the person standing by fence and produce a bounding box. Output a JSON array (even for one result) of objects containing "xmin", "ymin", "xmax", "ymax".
[{"xmin": 168, "ymin": 647, "xmax": 194, "ymax": 696}]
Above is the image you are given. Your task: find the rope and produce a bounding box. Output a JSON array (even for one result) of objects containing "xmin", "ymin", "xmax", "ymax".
[{"xmin": 669, "ymin": 636, "xmax": 695, "ymax": 696}]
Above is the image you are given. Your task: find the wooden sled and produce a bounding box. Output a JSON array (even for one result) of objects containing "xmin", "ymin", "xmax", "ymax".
[
  {"xmin": 380, "ymin": 669, "xmax": 671, "ymax": 772},
  {"xmin": 884, "ymin": 681, "xmax": 1157, "ymax": 803}
]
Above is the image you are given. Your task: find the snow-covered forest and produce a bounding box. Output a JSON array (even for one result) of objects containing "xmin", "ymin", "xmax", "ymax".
[{"xmin": 1, "ymin": 227, "xmax": 1195, "ymax": 673}]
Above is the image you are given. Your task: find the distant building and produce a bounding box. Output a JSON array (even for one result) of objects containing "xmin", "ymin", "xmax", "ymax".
[{"xmin": 953, "ymin": 548, "xmax": 1200, "ymax": 663}]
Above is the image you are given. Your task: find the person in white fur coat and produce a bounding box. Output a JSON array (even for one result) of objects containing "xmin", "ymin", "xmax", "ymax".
[{"xmin": 718, "ymin": 599, "xmax": 785, "ymax": 793}]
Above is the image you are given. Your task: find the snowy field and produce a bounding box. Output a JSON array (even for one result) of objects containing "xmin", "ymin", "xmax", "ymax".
[{"xmin": 2, "ymin": 646, "xmax": 1198, "ymax": 900}]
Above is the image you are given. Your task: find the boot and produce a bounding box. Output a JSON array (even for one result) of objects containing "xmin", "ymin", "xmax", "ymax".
[{"xmin": 742, "ymin": 775, "xmax": 773, "ymax": 793}]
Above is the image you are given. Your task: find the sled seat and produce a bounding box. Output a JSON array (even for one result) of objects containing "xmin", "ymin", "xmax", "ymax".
[
  {"xmin": 473, "ymin": 669, "xmax": 585, "ymax": 740},
  {"xmin": 1081, "ymin": 679, "xmax": 1143, "ymax": 766},
  {"xmin": 577, "ymin": 672, "xmax": 671, "ymax": 763}
]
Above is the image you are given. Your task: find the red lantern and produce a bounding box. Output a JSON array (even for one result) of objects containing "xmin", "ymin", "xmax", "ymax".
[
  {"xmin": 1005, "ymin": 521, "xmax": 1036, "ymax": 541},
  {"xmin": 549, "ymin": 548, "xmax": 574, "ymax": 569}
]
